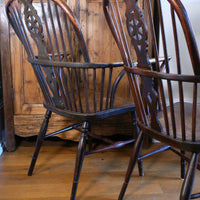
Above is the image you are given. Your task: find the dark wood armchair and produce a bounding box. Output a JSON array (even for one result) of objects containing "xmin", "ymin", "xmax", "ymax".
[
  {"xmin": 5, "ymin": 0, "xmax": 140, "ymax": 199},
  {"xmin": 104, "ymin": 0, "xmax": 200, "ymax": 199}
]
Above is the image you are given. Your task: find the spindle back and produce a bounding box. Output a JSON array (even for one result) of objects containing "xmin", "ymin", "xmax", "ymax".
[
  {"xmin": 6, "ymin": 0, "xmax": 130, "ymax": 116},
  {"xmin": 104, "ymin": 0, "xmax": 200, "ymax": 150}
]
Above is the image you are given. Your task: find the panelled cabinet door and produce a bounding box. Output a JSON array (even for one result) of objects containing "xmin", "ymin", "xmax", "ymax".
[{"xmin": 1, "ymin": 0, "xmax": 146, "ymax": 151}]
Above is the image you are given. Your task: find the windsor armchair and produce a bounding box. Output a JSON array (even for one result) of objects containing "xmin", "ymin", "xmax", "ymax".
[
  {"xmin": 5, "ymin": 0, "xmax": 141, "ymax": 199},
  {"xmin": 104, "ymin": 0, "xmax": 200, "ymax": 199}
]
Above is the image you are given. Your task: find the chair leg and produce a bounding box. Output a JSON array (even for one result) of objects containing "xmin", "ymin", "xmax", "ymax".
[
  {"xmin": 180, "ymin": 153, "xmax": 199, "ymax": 200},
  {"xmin": 119, "ymin": 131, "xmax": 144, "ymax": 200},
  {"xmin": 28, "ymin": 110, "xmax": 52, "ymax": 176},
  {"xmin": 131, "ymin": 111, "xmax": 144, "ymax": 176},
  {"xmin": 70, "ymin": 121, "xmax": 89, "ymax": 200},
  {"xmin": 137, "ymin": 147, "xmax": 144, "ymax": 177},
  {"xmin": 181, "ymin": 150, "xmax": 186, "ymax": 179}
]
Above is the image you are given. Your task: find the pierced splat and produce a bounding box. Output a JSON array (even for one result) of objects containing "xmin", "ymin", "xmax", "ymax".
[
  {"xmin": 125, "ymin": 0, "xmax": 162, "ymax": 131},
  {"xmin": 22, "ymin": 0, "xmax": 47, "ymax": 59},
  {"xmin": 125, "ymin": 0, "xmax": 150, "ymax": 68},
  {"xmin": 22, "ymin": 0, "xmax": 63, "ymax": 108}
]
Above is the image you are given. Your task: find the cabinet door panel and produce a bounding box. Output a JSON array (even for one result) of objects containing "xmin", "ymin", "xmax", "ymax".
[
  {"xmin": 84, "ymin": 0, "xmax": 135, "ymax": 100},
  {"xmin": 11, "ymin": 35, "xmax": 44, "ymax": 115}
]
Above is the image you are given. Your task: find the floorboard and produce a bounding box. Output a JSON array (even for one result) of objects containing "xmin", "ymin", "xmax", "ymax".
[{"xmin": 0, "ymin": 139, "xmax": 200, "ymax": 199}]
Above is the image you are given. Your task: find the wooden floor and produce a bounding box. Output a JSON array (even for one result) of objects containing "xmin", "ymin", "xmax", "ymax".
[{"xmin": 0, "ymin": 138, "xmax": 200, "ymax": 200}]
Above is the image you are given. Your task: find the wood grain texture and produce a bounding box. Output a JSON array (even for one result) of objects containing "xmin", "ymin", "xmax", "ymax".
[
  {"xmin": 1, "ymin": 140, "xmax": 200, "ymax": 199},
  {"xmin": 14, "ymin": 112, "xmax": 135, "ymax": 140}
]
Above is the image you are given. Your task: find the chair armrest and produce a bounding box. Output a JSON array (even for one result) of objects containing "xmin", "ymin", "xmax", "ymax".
[
  {"xmin": 28, "ymin": 57, "xmax": 124, "ymax": 69},
  {"xmin": 29, "ymin": 56, "xmax": 169, "ymax": 69}
]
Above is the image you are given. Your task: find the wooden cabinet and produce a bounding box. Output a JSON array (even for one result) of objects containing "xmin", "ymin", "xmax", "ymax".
[{"xmin": 1, "ymin": 0, "xmax": 146, "ymax": 151}]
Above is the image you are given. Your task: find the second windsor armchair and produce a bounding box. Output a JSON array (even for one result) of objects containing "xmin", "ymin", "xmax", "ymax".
[{"xmin": 104, "ymin": 0, "xmax": 200, "ymax": 199}]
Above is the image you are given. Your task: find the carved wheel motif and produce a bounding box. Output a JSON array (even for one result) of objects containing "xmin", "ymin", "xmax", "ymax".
[
  {"xmin": 23, "ymin": 0, "xmax": 44, "ymax": 41},
  {"xmin": 22, "ymin": 0, "xmax": 63, "ymax": 108},
  {"xmin": 127, "ymin": 11, "xmax": 146, "ymax": 51},
  {"xmin": 125, "ymin": 0, "xmax": 162, "ymax": 131},
  {"xmin": 125, "ymin": 0, "xmax": 150, "ymax": 68}
]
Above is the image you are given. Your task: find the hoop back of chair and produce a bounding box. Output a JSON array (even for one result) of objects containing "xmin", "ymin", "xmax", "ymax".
[
  {"xmin": 6, "ymin": 0, "xmax": 89, "ymax": 108},
  {"xmin": 104, "ymin": 0, "xmax": 200, "ymax": 151},
  {"xmin": 6, "ymin": 0, "xmax": 130, "ymax": 115}
]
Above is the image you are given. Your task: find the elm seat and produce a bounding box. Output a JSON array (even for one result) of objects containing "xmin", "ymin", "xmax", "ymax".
[{"xmin": 158, "ymin": 102, "xmax": 200, "ymax": 141}]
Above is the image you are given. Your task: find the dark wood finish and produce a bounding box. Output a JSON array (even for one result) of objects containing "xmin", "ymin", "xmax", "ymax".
[
  {"xmin": 104, "ymin": 0, "xmax": 200, "ymax": 199},
  {"xmin": 28, "ymin": 110, "xmax": 52, "ymax": 176},
  {"xmin": 103, "ymin": 0, "xmax": 177, "ymax": 176},
  {"xmin": 5, "ymin": 0, "xmax": 140, "ymax": 199}
]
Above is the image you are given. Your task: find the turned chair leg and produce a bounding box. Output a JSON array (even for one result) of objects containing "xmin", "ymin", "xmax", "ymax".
[
  {"xmin": 137, "ymin": 147, "xmax": 144, "ymax": 177},
  {"xmin": 181, "ymin": 150, "xmax": 186, "ymax": 180},
  {"xmin": 180, "ymin": 153, "xmax": 199, "ymax": 200},
  {"xmin": 28, "ymin": 110, "xmax": 52, "ymax": 176},
  {"xmin": 131, "ymin": 111, "xmax": 144, "ymax": 176},
  {"xmin": 119, "ymin": 131, "xmax": 144, "ymax": 200},
  {"xmin": 70, "ymin": 121, "xmax": 89, "ymax": 200}
]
